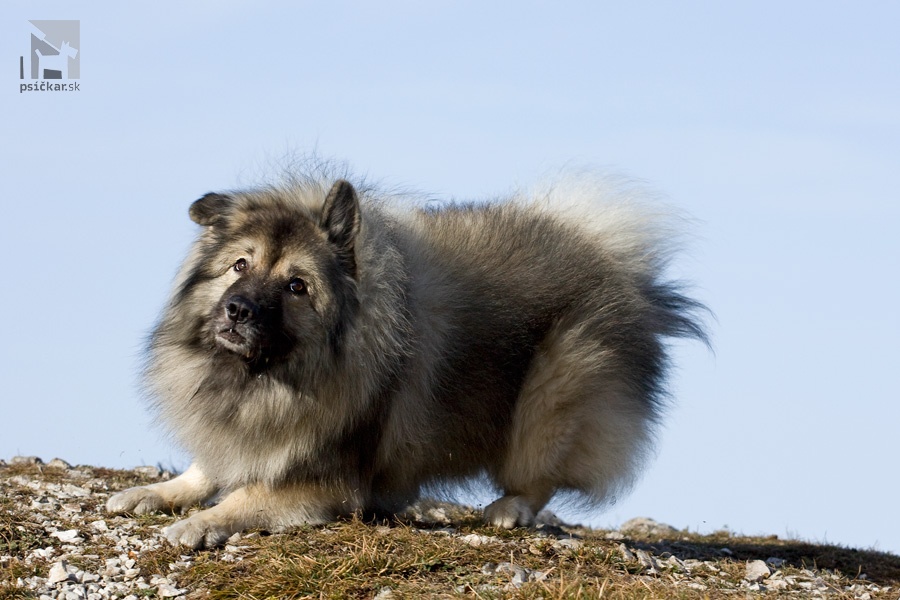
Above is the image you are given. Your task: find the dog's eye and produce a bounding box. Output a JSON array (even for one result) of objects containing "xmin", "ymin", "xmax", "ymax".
[
  {"xmin": 233, "ymin": 258, "xmax": 248, "ymax": 273},
  {"xmin": 288, "ymin": 278, "xmax": 307, "ymax": 295}
]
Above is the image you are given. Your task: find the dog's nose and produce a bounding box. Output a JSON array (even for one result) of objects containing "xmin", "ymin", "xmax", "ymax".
[{"xmin": 225, "ymin": 295, "xmax": 258, "ymax": 324}]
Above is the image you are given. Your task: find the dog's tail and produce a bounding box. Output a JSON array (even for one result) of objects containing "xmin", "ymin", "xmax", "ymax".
[{"xmin": 524, "ymin": 170, "xmax": 711, "ymax": 346}]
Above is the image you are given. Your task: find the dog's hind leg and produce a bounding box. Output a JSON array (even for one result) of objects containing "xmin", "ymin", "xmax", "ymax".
[{"xmin": 485, "ymin": 320, "xmax": 656, "ymax": 528}]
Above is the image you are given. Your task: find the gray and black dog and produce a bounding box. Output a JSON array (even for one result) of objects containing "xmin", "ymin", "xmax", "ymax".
[{"xmin": 107, "ymin": 170, "xmax": 707, "ymax": 548}]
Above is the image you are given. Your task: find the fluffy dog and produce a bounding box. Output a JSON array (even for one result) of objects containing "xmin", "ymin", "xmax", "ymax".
[{"xmin": 107, "ymin": 172, "xmax": 707, "ymax": 548}]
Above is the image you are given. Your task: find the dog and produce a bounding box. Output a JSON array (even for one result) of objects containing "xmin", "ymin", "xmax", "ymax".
[
  {"xmin": 106, "ymin": 171, "xmax": 707, "ymax": 548},
  {"xmin": 34, "ymin": 41, "xmax": 77, "ymax": 79}
]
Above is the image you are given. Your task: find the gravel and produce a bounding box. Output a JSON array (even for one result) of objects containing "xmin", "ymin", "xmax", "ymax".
[
  {"xmin": 2, "ymin": 457, "xmax": 194, "ymax": 600},
  {"xmin": 2, "ymin": 456, "xmax": 895, "ymax": 599}
]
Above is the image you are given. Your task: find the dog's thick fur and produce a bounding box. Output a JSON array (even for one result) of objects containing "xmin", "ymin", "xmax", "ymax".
[{"xmin": 107, "ymin": 172, "xmax": 707, "ymax": 548}]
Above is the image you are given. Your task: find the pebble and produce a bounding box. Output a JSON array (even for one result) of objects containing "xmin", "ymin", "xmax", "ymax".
[
  {"xmin": 48, "ymin": 560, "xmax": 75, "ymax": 584},
  {"xmin": 157, "ymin": 583, "xmax": 187, "ymax": 597},
  {"xmin": 686, "ymin": 581, "xmax": 708, "ymax": 591},
  {"xmin": 482, "ymin": 562, "xmax": 547, "ymax": 588},
  {"xmin": 51, "ymin": 529, "xmax": 82, "ymax": 543},
  {"xmin": 133, "ymin": 465, "xmax": 163, "ymax": 479},
  {"xmin": 619, "ymin": 517, "xmax": 678, "ymax": 537},
  {"xmin": 552, "ymin": 538, "xmax": 583, "ymax": 552},
  {"xmin": 47, "ymin": 458, "xmax": 73, "ymax": 469},
  {"xmin": 460, "ymin": 534, "xmax": 498, "ymax": 547},
  {"xmin": 767, "ymin": 578, "xmax": 789, "ymax": 590},
  {"xmin": 745, "ymin": 559, "xmax": 771, "ymax": 583},
  {"xmin": 636, "ymin": 550, "xmax": 660, "ymax": 574},
  {"xmin": 91, "ymin": 520, "xmax": 109, "ymax": 532},
  {"xmin": 618, "ymin": 543, "xmax": 635, "ymax": 561}
]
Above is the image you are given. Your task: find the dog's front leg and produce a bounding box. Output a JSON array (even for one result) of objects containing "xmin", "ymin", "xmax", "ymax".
[
  {"xmin": 162, "ymin": 481, "xmax": 364, "ymax": 549},
  {"xmin": 106, "ymin": 462, "xmax": 218, "ymax": 516}
]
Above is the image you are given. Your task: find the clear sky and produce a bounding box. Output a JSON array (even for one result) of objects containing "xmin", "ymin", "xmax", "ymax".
[{"xmin": 3, "ymin": 2, "xmax": 898, "ymax": 554}]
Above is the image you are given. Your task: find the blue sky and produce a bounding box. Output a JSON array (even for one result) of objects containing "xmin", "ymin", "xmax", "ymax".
[{"xmin": 3, "ymin": 2, "xmax": 898, "ymax": 554}]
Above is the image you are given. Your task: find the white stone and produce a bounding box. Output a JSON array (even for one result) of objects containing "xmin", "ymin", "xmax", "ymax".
[
  {"xmin": 745, "ymin": 559, "xmax": 771, "ymax": 583},
  {"xmin": 636, "ymin": 550, "xmax": 660, "ymax": 574},
  {"xmin": 30, "ymin": 498, "xmax": 53, "ymax": 511},
  {"xmin": 662, "ymin": 555, "xmax": 687, "ymax": 572},
  {"xmin": 620, "ymin": 517, "xmax": 677, "ymax": 537},
  {"xmin": 90, "ymin": 520, "xmax": 108, "ymax": 533},
  {"xmin": 133, "ymin": 466, "xmax": 162, "ymax": 479},
  {"xmin": 62, "ymin": 484, "xmax": 91, "ymax": 498},
  {"xmin": 460, "ymin": 534, "xmax": 497, "ymax": 547},
  {"xmin": 485, "ymin": 562, "xmax": 546, "ymax": 587},
  {"xmin": 48, "ymin": 560, "xmax": 73, "ymax": 584},
  {"xmin": 686, "ymin": 582, "xmax": 707, "ymax": 591},
  {"xmin": 157, "ymin": 583, "xmax": 186, "ymax": 597},
  {"xmin": 102, "ymin": 565, "xmax": 121, "ymax": 577},
  {"xmin": 552, "ymin": 538, "xmax": 584, "ymax": 552},
  {"xmin": 32, "ymin": 546, "xmax": 56, "ymax": 559},
  {"xmin": 51, "ymin": 530, "xmax": 81, "ymax": 543},
  {"xmin": 767, "ymin": 579, "xmax": 789, "ymax": 590}
]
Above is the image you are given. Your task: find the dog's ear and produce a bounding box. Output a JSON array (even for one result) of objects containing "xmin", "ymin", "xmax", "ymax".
[
  {"xmin": 321, "ymin": 180, "xmax": 360, "ymax": 276},
  {"xmin": 189, "ymin": 193, "xmax": 232, "ymax": 226}
]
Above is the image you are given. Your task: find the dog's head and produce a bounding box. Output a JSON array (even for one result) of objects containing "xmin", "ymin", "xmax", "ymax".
[{"xmin": 168, "ymin": 180, "xmax": 361, "ymax": 372}]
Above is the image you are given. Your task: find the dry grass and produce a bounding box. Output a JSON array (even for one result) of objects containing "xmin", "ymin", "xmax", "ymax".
[{"xmin": 2, "ymin": 462, "xmax": 899, "ymax": 599}]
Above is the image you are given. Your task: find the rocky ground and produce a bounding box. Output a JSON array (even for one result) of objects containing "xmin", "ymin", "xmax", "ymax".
[{"xmin": 2, "ymin": 456, "xmax": 899, "ymax": 599}]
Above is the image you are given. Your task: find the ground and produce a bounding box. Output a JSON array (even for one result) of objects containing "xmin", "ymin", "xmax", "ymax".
[{"xmin": 2, "ymin": 457, "xmax": 898, "ymax": 599}]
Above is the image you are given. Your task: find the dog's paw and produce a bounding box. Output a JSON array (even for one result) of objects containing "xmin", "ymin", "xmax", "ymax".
[
  {"xmin": 106, "ymin": 486, "xmax": 168, "ymax": 515},
  {"xmin": 163, "ymin": 513, "xmax": 234, "ymax": 549},
  {"xmin": 483, "ymin": 495, "xmax": 536, "ymax": 529}
]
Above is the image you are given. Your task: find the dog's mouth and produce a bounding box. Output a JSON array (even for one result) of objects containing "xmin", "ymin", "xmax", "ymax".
[{"xmin": 215, "ymin": 327, "xmax": 257, "ymax": 359}]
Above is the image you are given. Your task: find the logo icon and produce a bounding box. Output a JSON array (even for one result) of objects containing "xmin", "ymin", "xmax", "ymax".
[{"xmin": 21, "ymin": 20, "xmax": 80, "ymax": 81}]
